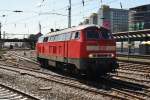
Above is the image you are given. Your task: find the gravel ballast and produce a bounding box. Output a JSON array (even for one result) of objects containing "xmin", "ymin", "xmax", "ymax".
[{"xmin": 0, "ymin": 68, "xmax": 114, "ymax": 100}]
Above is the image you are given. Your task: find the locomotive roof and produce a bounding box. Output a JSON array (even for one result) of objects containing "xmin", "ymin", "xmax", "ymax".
[{"xmin": 45, "ymin": 24, "xmax": 99, "ymax": 37}]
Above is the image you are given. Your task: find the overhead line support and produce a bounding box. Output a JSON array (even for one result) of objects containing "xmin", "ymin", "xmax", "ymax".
[{"xmin": 68, "ymin": 0, "xmax": 71, "ymax": 28}]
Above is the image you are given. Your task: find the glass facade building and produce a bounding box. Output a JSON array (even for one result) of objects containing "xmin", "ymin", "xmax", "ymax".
[
  {"xmin": 81, "ymin": 5, "xmax": 129, "ymax": 33},
  {"xmin": 97, "ymin": 5, "xmax": 129, "ymax": 33},
  {"xmin": 129, "ymin": 4, "xmax": 150, "ymax": 31}
]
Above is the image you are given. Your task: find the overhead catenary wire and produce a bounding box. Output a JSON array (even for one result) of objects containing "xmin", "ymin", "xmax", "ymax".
[
  {"xmin": 2, "ymin": 0, "xmax": 124, "ymax": 34},
  {"xmin": 1, "ymin": 0, "xmax": 100, "ymax": 26},
  {"xmin": 1, "ymin": 0, "xmax": 124, "ymax": 24},
  {"xmin": 3, "ymin": 0, "xmax": 95, "ymax": 26},
  {"xmin": 41, "ymin": 0, "xmax": 123, "ymax": 30}
]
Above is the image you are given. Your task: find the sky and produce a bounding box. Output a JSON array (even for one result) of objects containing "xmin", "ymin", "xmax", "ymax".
[{"xmin": 0, "ymin": 0, "xmax": 150, "ymax": 38}]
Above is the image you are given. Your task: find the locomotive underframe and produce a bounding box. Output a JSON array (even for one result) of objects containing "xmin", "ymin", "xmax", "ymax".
[
  {"xmin": 37, "ymin": 54, "xmax": 119, "ymax": 75},
  {"xmin": 78, "ymin": 58, "xmax": 119, "ymax": 74}
]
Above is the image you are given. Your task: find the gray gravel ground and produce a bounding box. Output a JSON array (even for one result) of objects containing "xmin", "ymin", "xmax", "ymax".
[{"xmin": 0, "ymin": 68, "xmax": 115, "ymax": 100}]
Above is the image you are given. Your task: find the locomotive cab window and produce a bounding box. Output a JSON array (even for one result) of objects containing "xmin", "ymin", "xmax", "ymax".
[
  {"xmin": 75, "ymin": 32, "xmax": 79, "ymax": 39},
  {"xmin": 86, "ymin": 30, "xmax": 100, "ymax": 40},
  {"xmin": 43, "ymin": 37, "xmax": 48, "ymax": 42},
  {"xmin": 71, "ymin": 32, "xmax": 80, "ymax": 40}
]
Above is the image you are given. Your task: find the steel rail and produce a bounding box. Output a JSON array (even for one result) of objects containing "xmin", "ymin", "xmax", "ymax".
[
  {"xmin": 0, "ymin": 83, "xmax": 40, "ymax": 100},
  {"xmin": 0, "ymin": 64, "xmax": 127, "ymax": 100}
]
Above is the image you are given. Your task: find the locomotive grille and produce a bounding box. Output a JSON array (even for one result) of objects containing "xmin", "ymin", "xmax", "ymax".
[
  {"xmin": 86, "ymin": 46, "xmax": 116, "ymax": 51},
  {"xmin": 99, "ymin": 46, "xmax": 116, "ymax": 51}
]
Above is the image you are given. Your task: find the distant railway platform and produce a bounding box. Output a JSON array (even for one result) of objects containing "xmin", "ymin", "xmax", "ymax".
[{"xmin": 117, "ymin": 53, "xmax": 150, "ymax": 65}]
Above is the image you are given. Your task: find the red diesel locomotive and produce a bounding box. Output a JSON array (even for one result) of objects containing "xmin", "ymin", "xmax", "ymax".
[{"xmin": 36, "ymin": 25, "xmax": 119, "ymax": 76}]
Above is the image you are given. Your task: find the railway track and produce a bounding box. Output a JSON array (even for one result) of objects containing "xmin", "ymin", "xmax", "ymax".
[
  {"xmin": 115, "ymin": 62, "xmax": 150, "ymax": 86},
  {"xmin": 112, "ymin": 73, "xmax": 150, "ymax": 83},
  {"xmin": 0, "ymin": 51, "xmax": 149, "ymax": 99},
  {"xmin": 103, "ymin": 76, "xmax": 150, "ymax": 99},
  {"xmin": 0, "ymin": 64, "xmax": 149, "ymax": 100},
  {"xmin": 117, "ymin": 69, "xmax": 150, "ymax": 79},
  {"xmin": 0, "ymin": 83, "xmax": 40, "ymax": 100},
  {"xmin": 117, "ymin": 69, "xmax": 150, "ymax": 77},
  {"xmin": 118, "ymin": 62, "xmax": 150, "ymax": 73},
  {"xmin": 0, "ymin": 63, "xmax": 128, "ymax": 100}
]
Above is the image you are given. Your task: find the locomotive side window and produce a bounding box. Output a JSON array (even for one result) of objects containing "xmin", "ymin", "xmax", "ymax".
[
  {"xmin": 48, "ymin": 36, "xmax": 52, "ymax": 42},
  {"xmin": 54, "ymin": 35, "xmax": 59, "ymax": 41},
  {"xmin": 62, "ymin": 34, "xmax": 66, "ymax": 41},
  {"xmin": 86, "ymin": 30, "xmax": 100, "ymax": 39},
  {"xmin": 38, "ymin": 37, "xmax": 44, "ymax": 43},
  {"xmin": 58, "ymin": 34, "xmax": 63, "ymax": 41},
  {"xmin": 65, "ymin": 33, "xmax": 71, "ymax": 40},
  {"xmin": 43, "ymin": 37, "xmax": 48, "ymax": 42},
  {"xmin": 57, "ymin": 35, "xmax": 62, "ymax": 41},
  {"xmin": 51, "ymin": 36, "xmax": 55, "ymax": 41}
]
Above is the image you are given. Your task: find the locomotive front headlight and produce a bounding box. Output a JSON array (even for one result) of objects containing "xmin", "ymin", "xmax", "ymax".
[
  {"xmin": 88, "ymin": 54, "xmax": 93, "ymax": 58},
  {"xmin": 111, "ymin": 53, "xmax": 115, "ymax": 58}
]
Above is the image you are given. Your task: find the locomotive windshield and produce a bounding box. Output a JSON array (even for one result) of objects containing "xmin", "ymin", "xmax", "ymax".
[
  {"xmin": 99, "ymin": 27, "xmax": 113, "ymax": 39},
  {"xmin": 86, "ymin": 30, "xmax": 100, "ymax": 40},
  {"xmin": 86, "ymin": 27, "xmax": 113, "ymax": 40}
]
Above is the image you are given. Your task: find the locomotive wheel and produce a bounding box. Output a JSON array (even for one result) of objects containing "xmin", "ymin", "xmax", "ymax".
[
  {"xmin": 38, "ymin": 58, "xmax": 48, "ymax": 68},
  {"xmin": 56, "ymin": 62, "xmax": 64, "ymax": 72},
  {"xmin": 57, "ymin": 63, "xmax": 78, "ymax": 76},
  {"xmin": 86, "ymin": 68, "xmax": 99, "ymax": 80},
  {"xmin": 44, "ymin": 59, "xmax": 49, "ymax": 68},
  {"xmin": 74, "ymin": 68, "xmax": 80, "ymax": 75},
  {"xmin": 66, "ymin": 64, "xmax": 76, "ymax": 74},
  {"xmin": 59, "ymin": 64, "xmax": 73, "ymax": 75}
]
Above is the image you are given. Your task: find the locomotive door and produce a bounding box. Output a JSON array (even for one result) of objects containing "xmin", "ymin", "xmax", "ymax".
[{"xmin": 64, "ymin": 33, "xmax": 70, "ymax": 63}]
